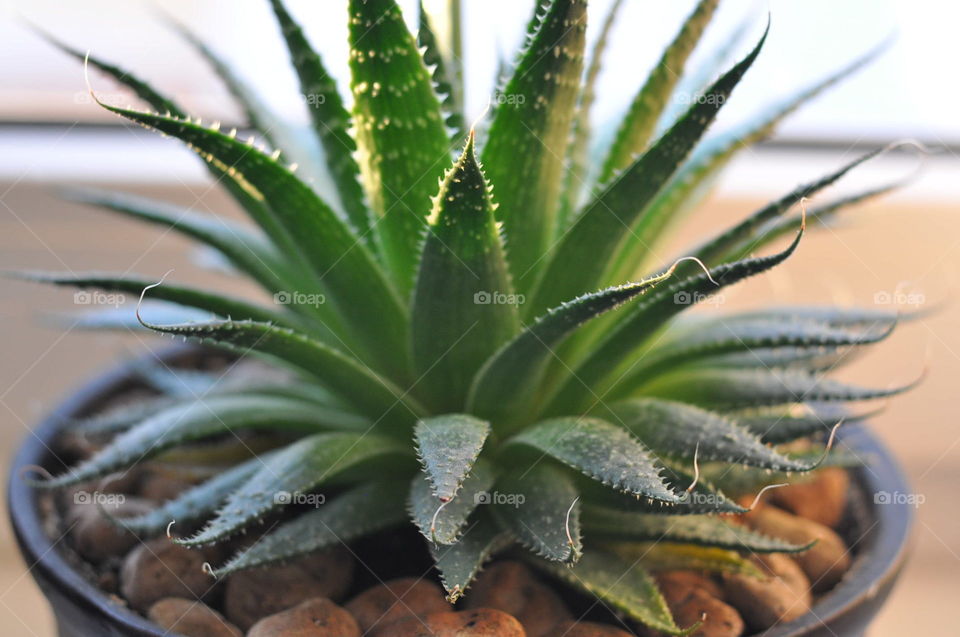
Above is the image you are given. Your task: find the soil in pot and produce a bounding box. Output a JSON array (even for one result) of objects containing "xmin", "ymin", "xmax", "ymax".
[{"xmin": 35, "ymin": 358, "xmax": 862, "ymax": 637}]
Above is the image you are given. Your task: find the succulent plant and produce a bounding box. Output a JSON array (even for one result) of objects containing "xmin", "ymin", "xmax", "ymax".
[{"xmin": 24, "ymin": 0, "xmax": 918, "ymax": 632}]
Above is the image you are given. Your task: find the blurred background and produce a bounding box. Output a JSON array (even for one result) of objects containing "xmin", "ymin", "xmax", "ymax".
[{"xmin": 0, "ymin": 0, "xmax": 956, "ymax": 635}]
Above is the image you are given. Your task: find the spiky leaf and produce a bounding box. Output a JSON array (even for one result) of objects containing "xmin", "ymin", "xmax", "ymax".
[
  {"xmin": 415, "ymin": 414, "xmax": 490, "ymax": 501},
  {"xmin": 468, "ymin": 267, "xmax": 677, "ymax": 427},
  {"xmin": 607, "ymin": 398, "xmax": 814, "ymax": 472},
  {"xmin": 531, "ymin": 551, "xmax": 684, "ymax": 635},
  {"xmin": 269, "ymin": 0, "xmax": 371, "ymax": 240},
  {"xmin": 95, "ymin": 102, "xmax": 408, "ymax": 375},
  {"xmin": 528, "ymin": 25, "xmax": 767, "ymax": 315},
  {"xmin": 505, "ymin": 417, "xmax": 678, "ymax": 504},
  {"xmin": 130, "ymin": 318, "xmax": 424, "ymax": 424},
  {"xmin": 599, "ymin": 0, "xmax": 718, "ymax": 182},
  {"xmin": 482, "ymin": 0, "xmax": 587, "ymax": 290},
  {"xmin": 409, "ymin": 460, "xmax": 495, "ymax": 544},
  {"xmin": 348, "ymin": 0, "xmax": 451, "ymax": 292},
  {"xmin": 219, "ymin": 480, "xmax": 409, "ymax": 575},
  {"xmin": 38, "ymin": 396, "xmax": 330, "ymax": 488},
  {"xmin": 411, "ymin": 133, "xmax": 519, "ymax": 409},
  {"xmin": 430, "ymin": 512, "xmax": 510, "ymax": 602},
  {"xmin": 179, "ymin": 432, "xmax": 406, "ymax": 546},
  {"xmin": 490, "ymin": 463, "xmax": 581, "ymax": 563}
]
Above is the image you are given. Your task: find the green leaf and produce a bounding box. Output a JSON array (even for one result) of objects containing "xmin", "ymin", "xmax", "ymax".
[
  {"xmin": 430, "ymin": 512, "xmax": 510, "ymax": 602},
  {"xmin": 733, "ymin": 402, "xmax": 874, "ymax": 444},
  {"xmin": 605, "ymin": 398, "xmax": 814, "ymax": 472},
  {"xmin": 608, "ymin": 542, "xmax": 762, "ymax": 578},
  {"xmin": 269, "ymin": 0, "xmax": 372, "ymax": 242},
  {"xmin": 558, "ymin": 0, "xmax": 624, "ymax": 229},
  {"xmin": 415, "ymin": 414, "xmax": 490, "ymax": 501},
  {"xmin": 467, "ymin": 267, "xmax": 678, "ymax": 427},
  {"xmin": 547, "ymin": 221, "xmax": 803, "ymax": 415},
  {"xmin": 726, "ymin": 179, "xmax": 906, "ymax": 262},
  {"xmin": 219, "ymin": 480, "xmax": 409, "ymax": 575},
  {"xmin": 409, "ymin": 460, "xmax": 495, "ymax": 544},
  {"xmin": 504, "ymin": 417, "xmax": 679, "ymax": 504},
  {"xmin": 161, "ymin": 12, "xmax": 329, "ymax": 189},
  {"xmin": 96, "ymin": 103, "xmax": 409, "ymax": 374},
  {"xmin": 44, "ymin": 30, "xmax": 319, "ymax": 280},
  {"xmin": 11, "ymin": 271, "xmax": 299, "ymax": 329},
  {"xmin": 490, "ymin": 463, "xmax": 581, "ymax": 563},
  {"xmin": 640, "ymin": 367, "xmax": 917, "ymax": 409},
  {"xmin": 411, "ymin": 133, "xmax": 519, "ymax": 409},
  {"xmin": 528, "ymin": 24, "xmax": 768, "ymax": 315},
  {"xmin": 59, "ymin": 187, "xmax": 291, "ymax": 294},
  {"xmin": 686, "ymin": 147, "xmax": 890, "ymax": 269},
  {"xmin": 481, "ymin": 0, "xmax": 587, "ymax": 291},
  {"xmin": 347, "ymin": 0, "xmax": 452, "ymax": 293},
  {"xmin": 598, "ymin": 0, "xmax": 719, "ymax": 183},
  {"xmin": 611, "ymin": 317, "xmax": 895, "ymax": 396},
  {"xmin": 38, "ymin": 395, "xmax": 331, "ymax": 488},
  {"xmin": 132, "ymin": 318, "xmax": 425, "ymax": 424},
  {"xmin": 579, "ymin": 465, "xmax": 745, "ymax": 516},
  {"xmin": 603, "ymin": 45, "xmax": 885, "ymax": 285},
  {"xmin": 584, "ymin": 507, "xmax": 808, "ymax": 553},
  {"xmin": 418, "ymin": 1, "xmax": 466, "ymax": 139},
  {"xmin": 111, "ymin": 454, "xmax": 267, "ymax": 535},
  {"xmin": 530, "ymin": 551, "xmax": 684, "ymax": 635},
  {"xmin": 178, "ymin": 432, "xmax": 405, "ymax": 546}
]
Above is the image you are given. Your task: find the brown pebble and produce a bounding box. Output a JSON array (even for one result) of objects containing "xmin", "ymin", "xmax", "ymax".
[
  {"xmin": 147, "ymin": 597, "xmax": 242, "ymax": 637},
  {"xmin": 770, "ymin": 468, "xmax": 849, "ymax": 529},
  {"xmin": 667, "ymin": 589, "xmax": 744, "ymax": 637},
  {"xmin": 465, "ymin": 561, "xmax": 571, "ymax": 636},
  {"xmin": 223, "ymin": 548, "xmax": 353, "ymax": 630},
  {"xmin": 120, "ymin": 538, "xmax": 215, "ymax": 611},
  {"xmin": 723, "ymin": 553, "xmax": 811, "ymax": 630},
  {"xmin": 381, "ymin": 608, "xmax": 524, "ymax": 636},
  {"xmin": 552, "ymin": 620, "xmax": 635, "ymax": 636},
  {"xmin": 742, "ymin": 505, "xmax": 850, "ymax": 591},
  {"xmin": 247, "ymin": 597, "xmax": 360, "ymax": 637},
  {"xmin": 345, "ymin": 577, "xmax": 450, "ymax": 634},
  {"xmin": 66, "ymin": 496, "xmax": 153, "ymax": 563}
]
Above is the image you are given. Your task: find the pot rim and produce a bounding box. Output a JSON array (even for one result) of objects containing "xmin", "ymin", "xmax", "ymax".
[{"xmin": 7, "ymin": 346, "xmax": 915, "ymax": 636}]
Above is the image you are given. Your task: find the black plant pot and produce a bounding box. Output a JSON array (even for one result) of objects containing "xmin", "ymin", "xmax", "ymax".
[{"xmin": 8, "ymin": 348, "xmax": 914, "ymax": 637}]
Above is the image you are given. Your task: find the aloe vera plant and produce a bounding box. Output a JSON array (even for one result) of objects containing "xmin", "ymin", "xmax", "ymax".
[{"xmin": 25, "ymin": 1, "xmax": 918, "ymax": 632}]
